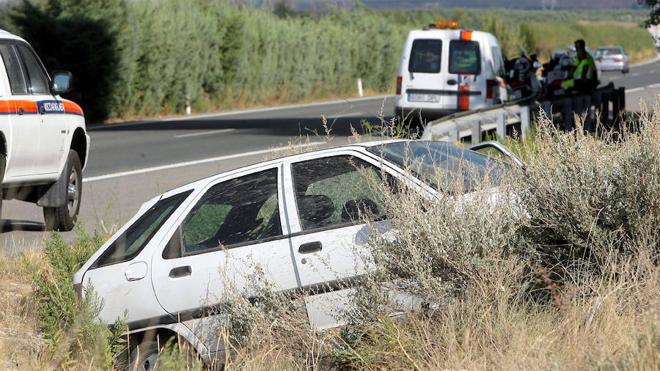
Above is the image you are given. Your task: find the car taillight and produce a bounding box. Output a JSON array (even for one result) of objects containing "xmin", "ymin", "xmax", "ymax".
[
  {"xmin": 396, "ymin": 76, "xmax": 402, "ymax": 95},
  {"xmin": 486, "ymin": 79, "xmax": 496, "ymax": 99}
]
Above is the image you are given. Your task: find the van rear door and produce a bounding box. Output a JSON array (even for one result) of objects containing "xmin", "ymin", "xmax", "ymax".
[
  {"xmin": 447, "ymin": 32, "xmax": 484, "ymax": 111},
  {"xmin": 405, "ymin": 37, "xmax": 452, "ymax": 114}
]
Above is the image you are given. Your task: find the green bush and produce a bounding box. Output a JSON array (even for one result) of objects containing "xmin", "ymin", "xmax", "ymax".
[
  {"xmin": 30, "ymin": 227, "xmax": 124, "ymax": 369},
  {"xmin": 3, "ymin": 2, "xmax": 654, "ymax": 121}
]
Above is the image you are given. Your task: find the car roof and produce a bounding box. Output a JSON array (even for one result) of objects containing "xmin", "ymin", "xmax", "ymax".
[
  {"xmin": 158, "ymin": 139, "xmax": 410, "ymax": 199},
  {"xmin": 0, "ymin": 29, "xmax": 26, "ymax": 42}
]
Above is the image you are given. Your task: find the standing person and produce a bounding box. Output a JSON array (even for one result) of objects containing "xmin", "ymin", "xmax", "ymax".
[{"xmin": 562, "ymin": 39, "xmax": 599, "ymax": 94}]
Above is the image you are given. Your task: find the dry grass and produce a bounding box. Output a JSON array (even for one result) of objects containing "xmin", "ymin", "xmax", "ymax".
[
  {"xmin": 0, "ymin": 105, "xmax": 658, "ymax": 370},
  {"xmin": 0, "ymin": 252, "xmax": 47, "ymax": 370}
]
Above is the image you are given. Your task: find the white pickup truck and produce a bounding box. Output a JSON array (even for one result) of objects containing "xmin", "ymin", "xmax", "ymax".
[{"xmin": 0, "ymin": 29, "xmax": 89, "ymax": 231}]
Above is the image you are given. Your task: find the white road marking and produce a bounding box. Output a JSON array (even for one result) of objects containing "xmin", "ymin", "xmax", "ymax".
[
  {"xmin": 328, "ymin": 111, "xmax": 364, "ymax": 119},
  {"xmin": 84, "ymin": 142, "xmax": 324, "ymax": 183},
  {"xmin": 649, "ymin": 69, "xmax": 656, "ymax": 74},
  {"xmin": 173, "ymin": 128, "xmax": 235, "ymax": 139},
  {"xmin": 647, "ymin": 83, "xmax": 660, "ymax": 89},
  {"xmin": 631, "ymin": 73, "xmax": 640, "ymax": 77},
  {"xmin": 626, "ymin": 87, "xmax": 645, "ymax": 93}
]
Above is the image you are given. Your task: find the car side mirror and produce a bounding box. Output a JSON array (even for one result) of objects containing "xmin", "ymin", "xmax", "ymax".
[{"xmin": 51, "ymin": 71, "xmax": 72, "ymax": 94}]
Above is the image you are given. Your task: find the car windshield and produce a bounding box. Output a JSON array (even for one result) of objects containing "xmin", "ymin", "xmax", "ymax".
[{"xmin": 368, "ymin": 141, "xmax": 509, "ymax": 194}]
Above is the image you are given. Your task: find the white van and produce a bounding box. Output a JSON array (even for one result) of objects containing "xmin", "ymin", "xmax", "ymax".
[{"xmin": 394, "ymin": 24, "xmax": 508, "ymax": 124}]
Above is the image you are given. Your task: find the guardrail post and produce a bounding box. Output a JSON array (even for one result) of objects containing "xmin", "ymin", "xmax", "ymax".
[
  {"xmin": 471, "ymin": 120, "xmax": 481, "ymax": 144},
  {"xmin": 600, "ymin": 91, "xmax": 611, "ymax": 127},
  {"xmin": 496, "ymin": 111, "xmax": 506, "ymax": 139},
  {"xmin": 612, "ymin": 89, "xmax": 622, "ymax": 127},
  {"xmin": 583, "ymin": 95, "xmax": 594, "ymax": 132},
  {"xmin": 520, "ymin": 106, "xmax": 530, "ymax": 140},
  {"xmin": 562, "ymin": 98, "xmax": 573, "ymax": 131},
  {"xmin": 449, "ymin": 124, "xmax": 459, "ymax": 142}
]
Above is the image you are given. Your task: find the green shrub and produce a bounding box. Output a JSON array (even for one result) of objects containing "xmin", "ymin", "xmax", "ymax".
[
  {"xmin": 4, "ymin": 2, "xmax": 653, "ymax": 121},
  {"xmin": 30, "ymin": 226, "xmax": 124, "ymax": 368}
]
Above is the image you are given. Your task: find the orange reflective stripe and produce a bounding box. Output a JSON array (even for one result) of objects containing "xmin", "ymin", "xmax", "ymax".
[
  {"xmin": 0, "ymin": 99, "xmax": 83, "ymax": 116},
  {"xmin": 0, "ymin": 100, "xmax": 15, "ymax": 114},
  {"xmin": 458, "ymin": 84, "xmax": 470, "ymax": 111},
  {"xmin": 62, "ymin": 100, "xmax": 84, "ymax": 116},
  {"xmin": 460, "ymin": 30, "xmax": 473, "ymax": 41}
]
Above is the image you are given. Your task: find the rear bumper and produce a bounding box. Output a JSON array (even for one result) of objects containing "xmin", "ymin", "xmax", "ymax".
[
  {"xmin": 597, "ymin": 62, "xmax": 627, "ymax": 71},
  {"xmin": 394, "ymin": 106, "xmax": 458, "ymax": 122}
]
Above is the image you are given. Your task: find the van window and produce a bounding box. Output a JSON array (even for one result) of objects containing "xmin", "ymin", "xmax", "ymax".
[
  {"xmin": 449, "ymin": 40, "xmax": 481, "ymax": 75},
  {"xmin": 408, "ymin": 39, "xmax": 442, "ymax": 73}
]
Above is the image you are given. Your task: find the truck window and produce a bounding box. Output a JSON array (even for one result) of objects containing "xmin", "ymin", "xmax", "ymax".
[
  {"xmin": 449, "ymin": 40, "xmax": 481, "ymax": 75},
  {"xmin": 0, "ymin": 44, "xmax": 28, "ymax": 95},
  {"xmin": 408, "ymin": 39, "xmax": 442, "ymax": 74},
  {"xmin": 17, "ymin": 45, "xmax": 50, "ymax": 95}
]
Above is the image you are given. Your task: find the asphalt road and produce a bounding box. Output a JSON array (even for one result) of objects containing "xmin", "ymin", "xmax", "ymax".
[{"xmin": 1, "ymin": 57, "xmax": 659, "ymax": 255}]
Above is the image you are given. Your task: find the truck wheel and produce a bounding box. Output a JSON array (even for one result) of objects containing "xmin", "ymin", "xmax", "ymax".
[{"xmin": 43, "ymin": 150, "xmax": 82, "ymax": 231}]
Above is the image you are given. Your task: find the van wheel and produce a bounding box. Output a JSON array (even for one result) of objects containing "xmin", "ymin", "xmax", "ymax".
[{"xmin": 43, "ymin": 150, "xmax": 82, "ymax": 231}]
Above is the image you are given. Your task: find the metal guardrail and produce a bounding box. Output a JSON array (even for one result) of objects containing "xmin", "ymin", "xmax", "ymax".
[{"xmin": 422, "ymin": 83, "xmax": 625, "ymax": 143}]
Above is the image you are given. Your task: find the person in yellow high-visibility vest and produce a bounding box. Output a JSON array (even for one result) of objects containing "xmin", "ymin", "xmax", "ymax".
[{"xmin": 562, "ymin": 39, "xmax": 599, "ymax": 94}]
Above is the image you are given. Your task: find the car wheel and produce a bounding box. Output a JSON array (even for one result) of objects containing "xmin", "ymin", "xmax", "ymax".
[
  {"xmin": 43, "ymin": 150, "xmax": 82, "ymax": 231},
  {"xmin": 130, "ymin": 341, "xmax": 162, "ymax": 371},
  {"xmin": 622, "ymin": 68, "xmax": 629, "ymax": 74}
]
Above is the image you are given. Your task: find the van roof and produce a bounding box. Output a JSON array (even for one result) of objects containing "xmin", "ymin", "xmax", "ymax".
[{"xmin": 408, "ymin": 28, "xmax": 495, "ymax": 39}]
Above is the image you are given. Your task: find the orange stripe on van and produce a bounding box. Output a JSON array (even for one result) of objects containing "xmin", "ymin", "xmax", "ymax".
[
  {"xmin": 458, "ymin": 84, "xmax": 470, "ymax": 111},
  {"xmin": 460, "ymin": 30, "xmax": 473, "ymax": 41}
]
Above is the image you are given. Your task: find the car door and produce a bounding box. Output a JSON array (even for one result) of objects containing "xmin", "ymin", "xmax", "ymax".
[
  {"xmin": 151, "ymin": 166, "xmax": 299, "ymax": 317},
  {"xmin": 16, "ymin": 43, "xmax": 66, "ymax": 175},
  {"xmin": 0, "ymin": 42, "xmax": 38, "ymax": 178},
  {"xmin": 285, "ymin": 153, "xmax": 394, "ymax": 329},
  {"xmin": 80, "ymin": 191, "xmax": 192, "ymax": 325}
]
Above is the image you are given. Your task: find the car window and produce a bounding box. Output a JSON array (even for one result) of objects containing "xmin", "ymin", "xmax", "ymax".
[
  {"xmin": 292, "ymin": 156, "xmax": 389, "ymax": 231},
  {"xmin": 368, "ymin": 141, "xmax": 509, "ymax": 194},
  {"xmin": 17, "ymin": 45, "xmax": 50, "ymax": 95},
  {"xmin": 408, "ymin": 39, "xmax": 442, "ymax": 73},
  {"xmin": 92, "ymin": 191, "xmax": 191, "ymax": 268},
  {"xmin": 180, "ymin": 168, "xmax": 282, "ymax": 255},
  {"xmin": 449, "ymin": 40, "xmax": 481, "ymax": 75},
  {"xmin": 0, "ymin": 44, "xmax": 28, "ymax": 95}
]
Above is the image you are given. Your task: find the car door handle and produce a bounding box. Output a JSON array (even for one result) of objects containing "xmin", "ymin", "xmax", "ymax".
[
  {"xmin": 447, "ymin": 79, "xmax": 458, "ymax": 86},
  {"xmin": 299, "ymin": 241, "xmax": 322, "ymax": 254},
  {"xmin": 169, "ymin": 266, "xmax": 192, "ymax": 278}
]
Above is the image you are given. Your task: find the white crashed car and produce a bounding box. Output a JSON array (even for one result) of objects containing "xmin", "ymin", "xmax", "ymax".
[{"xmin": 73, "ymin": 140, "xmax": 521, "ymax": 368}]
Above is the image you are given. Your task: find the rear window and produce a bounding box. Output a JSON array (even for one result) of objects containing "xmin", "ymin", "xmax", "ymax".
[
  {"xmin": 91, "ymin": 191, "xmax": 191, "ymax": 268},
  {"xmin": 596, "ymin": 48, "xmax": 623, "ymax": 56},
  {"xmin": 408, "ymin": 39, "xmax": 442, "ymax": 73},
  {"xmin": 449, "ymin": 40, "xmax": 481, "ymax": 75}
]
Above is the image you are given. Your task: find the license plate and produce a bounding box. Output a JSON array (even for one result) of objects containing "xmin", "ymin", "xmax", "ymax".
[{"xmin": 408, "ymin": 93, "xmax": 441, "ymax": 103}]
